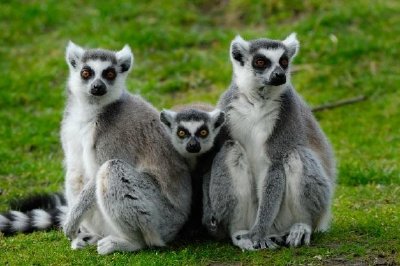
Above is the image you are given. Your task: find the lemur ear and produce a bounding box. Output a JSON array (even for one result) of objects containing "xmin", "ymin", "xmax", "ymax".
[
  {"xmin": 160, "ymin": 110, "xmax": 177, "ymax": 131},
  {"xmin": 66, "ymin": 41, "xmax": 84, "ymax": 69},
  {"xmin": 230, "ymin": 35, "xmax": 249, "ymax": 66},
  {"xmin": 282, "ymin": 32, "xmax": 300, "ymax": 59},
  {"xmin": 209, "ymin": 109, "xmax": 225, "ymax": 129},
  {"xmin": 116, "ymin": 45, "xmax": 134, "ymax": 73}
]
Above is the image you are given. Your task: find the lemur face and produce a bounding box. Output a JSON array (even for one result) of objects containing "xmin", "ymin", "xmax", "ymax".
[
  {"xmin": 230, "ymin": 33, "xmax": 299, "ymax": 94},
  {"xmin": 160, "ymin": 109, "xmax": 225, "ymax": 157},
  {"xmin": 65, "ymin": 41, "xmax": 133, "ymax": 105}
]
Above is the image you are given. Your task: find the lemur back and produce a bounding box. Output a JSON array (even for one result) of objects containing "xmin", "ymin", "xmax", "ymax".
[
  {"xmin": 160, "ymin": 104, "xmax": 225, "ymax": 239},
  {"xmin": 205, "ymin": 33, "xmax": 335, "ymax": 250}
]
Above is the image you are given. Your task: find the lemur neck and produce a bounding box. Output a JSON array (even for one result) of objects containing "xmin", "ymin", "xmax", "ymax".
[
  {"xmin": 184, "ymin": 157, "xmax": 197, "ymax": 171},
  {"xmin": 68, "ymin": 88, "xmax": 127, "ymax": 122},
  {"xmin": 238, "ymin": 83, "xmax": 288, "ymax": 104}
]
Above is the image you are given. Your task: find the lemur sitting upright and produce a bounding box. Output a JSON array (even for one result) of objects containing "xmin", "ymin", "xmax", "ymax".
[
  {"xmin": 59, "ymin": 42, "xmax": 192, "ymax": 255},
  {"xmin": 160, "ymin": 104, "xmax": 225, "ymax": 239},
  {"xmin": 204, "ymin": 33, "xmax": 336, "ymax": 250}
]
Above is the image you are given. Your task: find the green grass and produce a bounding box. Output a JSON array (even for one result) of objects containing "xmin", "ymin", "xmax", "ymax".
[{"xmin": 0, "ymin": 0, "xmax": 399, "ymax": 265}]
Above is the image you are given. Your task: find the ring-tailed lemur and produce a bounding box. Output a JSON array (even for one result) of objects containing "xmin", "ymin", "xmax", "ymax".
[
  {"xmin": 204, "ymin": 33, "xmax": 335, "ymax": 250},
  {"xmin": 59, "ymin": 42, "xmax": 191, "ymax": 255},
  {"xmin": 160, "ymin": 103, "xmax": 225, "ymax": 240}
]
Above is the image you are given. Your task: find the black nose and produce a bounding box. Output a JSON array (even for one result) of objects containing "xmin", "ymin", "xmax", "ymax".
[
  {"xmin": 269, "ymin": 70, "xmax": 286, "ymax": 86},
  {"xmin": 186, "ymin": 138, "xmax": 201, "ymax": 153},
  {"xmin": 90, "ymin": 80, "xmax": 107, "ymax": 96}
]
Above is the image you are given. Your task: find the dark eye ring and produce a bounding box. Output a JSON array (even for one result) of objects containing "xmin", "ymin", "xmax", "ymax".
[
  {"xmin": 106, "ymin": 71, "xmax": 116, "ymax": 80},
  {"xmin": 252, "ymin": 56, "xmax": 270, "ymax": 69},
  {"xmin": 280, "ymin": 57, "xmax": 289, "ymax": 68}
]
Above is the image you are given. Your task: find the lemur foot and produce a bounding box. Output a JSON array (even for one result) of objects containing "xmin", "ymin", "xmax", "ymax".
[
  {"xmin": 286, "ymin": 223, "xmax": 311, "ymax": 247},
  {"xmin": 232, "ymin": 230, "xmax": 281, "ymax": 250},
  {"xmin": 97, "ymin": 235, "xmax": 143, "ymax": 255},
  {"xmin": 71, "ymin": 232, "xmax": 101, "ymax": 250},
  {"xmin": 232, "ymin": 230, "xmax": 254, "ymax": 251}
]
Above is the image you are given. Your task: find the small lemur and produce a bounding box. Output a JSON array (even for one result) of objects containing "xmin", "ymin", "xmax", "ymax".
[
  {"xmin": 204, "ymin": 33, "xmax": 335, "ymax": 250},
  {"xmin": 59, "ymin": 42, "xmax": 191, "ymax": 255},
  {"xmin": 160, "ymin": 103, "xmax": 225, "ymax": 240}
]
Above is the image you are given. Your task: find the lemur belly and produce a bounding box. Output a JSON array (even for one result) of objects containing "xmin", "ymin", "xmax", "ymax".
[
  {"xmin": 64, "ymin": 114, "xmax": 109, "ymax": 236},
  {"xmin": 228, "ymin": 95, "xmax": 280, "ymax": 201}
]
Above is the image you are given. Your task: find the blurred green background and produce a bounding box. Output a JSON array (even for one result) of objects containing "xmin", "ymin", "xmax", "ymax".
[{"xmin": 0, "ymin": 0, "xmax": 399, "ymax": 265}]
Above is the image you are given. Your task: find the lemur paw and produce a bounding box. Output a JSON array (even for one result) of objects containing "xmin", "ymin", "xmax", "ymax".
[
  {"xmin": 251, "ymin": 237, "xmax": 280, "ymax": 250},
  {"xmin": 232, "ymin": 230, "xmax": 282, "ymax": 250},
  {"xmin": 71, "ymin": 233, "xmax": 100, "ymax": 250},
  {"xmin": 232, "ymin": 231, "xmax": 254, "ymax": 251},
  {"xmin": 97, "ymin": 236, "xmax": 117, "ymax": 255},
  {"xmin": 286, "ymin": 223, "xmax": 311, "ymax": 247}
]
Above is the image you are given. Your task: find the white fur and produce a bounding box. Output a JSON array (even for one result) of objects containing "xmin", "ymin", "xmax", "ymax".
[
  {"xmin": 180, "ymin": 121, "xmax": 204, "ymax": 134},
  {"xmin": 228, "ymin": 89, "xmax": 283, "ymax": 201},
  {"xmin": 31, "ymin": 209, "xmax": 53, "ymax": 229},
  {"xmin": 282, "ymin": 32, "xmax": 299, "ymax": 58},
  {"xmin": 225, "ymin": 142, "xmax": 257, "ymax": 234},
  {"xmin": 116, "ymin": 45, "xmax": 134, "ymax": 73},
  {"xmin": 10, "ymin": 211, "xmax": 29, "ymax": 232}
]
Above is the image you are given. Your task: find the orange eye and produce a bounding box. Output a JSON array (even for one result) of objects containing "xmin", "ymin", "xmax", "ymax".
[
  {"xmin": 177, "ymin": 130, "xmax": 186, "ymax": 138},
  {"xmin": 81, "ymin": 69, "xmax": 91, "ymax": 79},
  {"xmin": 200, "ymin": 129, "xmax": 208, "ymax": 137}
]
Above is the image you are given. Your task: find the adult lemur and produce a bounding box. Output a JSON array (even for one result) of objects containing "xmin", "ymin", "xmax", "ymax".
[
  {"xmin": 160, "ymin": 104, "xmax": 225, "ymax": 239},
  {"xmin": 203, "ymin": 33, "xmax": 335, "ymax": 250},
  {"xmin": 59, "ymin": 42, "xmax": 192, "ymax": 254}
]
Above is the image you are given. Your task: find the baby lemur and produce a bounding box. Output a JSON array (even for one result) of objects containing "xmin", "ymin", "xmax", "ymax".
[
  {"xmin": 61, "ymin": 42, "xmax": 191, "ymax": 255},
  {"xmin": 204, "ymin": 33, "xmax": 336, "ymax": 250},
  {"xmin": 160, "ymin": 104, "xmax": 225, "ymax": 239}
]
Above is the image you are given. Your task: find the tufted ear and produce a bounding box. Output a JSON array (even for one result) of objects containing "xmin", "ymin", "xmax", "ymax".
[
  {"xmin": 282, "ymin": 32, "xmax": 300, "ymax": 59},
  {"xmin": 116, "ymin": 45, "xmax": 134, "ymax": 73},
  {"xmin": 66, "ymin": 41, "xmax": 84, "ymax": 69},
  {"xmin": 230, "ymin": 35, "xmax": 249, "ymax": 67},
  {"xmin": 209, "ymin": 109, "xmax": 225, "ymax": 129},
  {"xmin": 160, "ymin": 110, "xmax": 177, "ymax": 132}
]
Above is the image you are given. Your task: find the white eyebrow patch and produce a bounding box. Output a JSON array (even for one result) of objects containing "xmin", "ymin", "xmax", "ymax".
[
  {"xmin": 257, "ymin": 48, "xmax": 285, "ymax": 64},
  {"xmin": 86, "ymin": 60, "xmax": 113, "ymax": 78},
  {"xmin": 180, "ymin": 121, "xmax": 204, "ymax": 134}
]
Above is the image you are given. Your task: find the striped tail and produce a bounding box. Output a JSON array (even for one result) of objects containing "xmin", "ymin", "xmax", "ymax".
[{"xmin": 0, "ymin": 193, "xmax": 67, "ymax": 236}]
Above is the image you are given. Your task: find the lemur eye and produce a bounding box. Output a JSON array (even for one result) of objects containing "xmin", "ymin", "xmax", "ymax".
[
  {"xmin": 177, "ymin": 130, "xmax": 186, "ymax": 138},
  {"xmin": 103, "ymin": 68, "xmax": 116, "ymax": 80},
  {"xmin": 199, "ymin": 129, "xmax": 208, "ymax": 137},
  {"xmin": 252, "ymin": 56, "xmax": 270, "ymax": 70},
  {"xmin": 81, "ymin": 69, "xmax": 92, "ymax": 80},
  {"xmin": 279, "ymin": 57, "xmax": 289, "ymax": 68}
]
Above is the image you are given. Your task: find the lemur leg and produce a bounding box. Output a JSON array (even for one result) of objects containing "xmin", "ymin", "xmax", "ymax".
[
  {"xmin": 96, "ymin": 159, "xmax": 187, "ymax": 255},
  {"xmin": 63, "ymin": 176, "xmax": 96, "ymax": 241},
  {"xmin": 282, "ymin": 149, "xmax": 333, "ymax": 247},
  {"xmin": 64, "ymin": 173, "xmax": 110, "ymax": 249},
  {"xmin": 204, "ymin": 141, "xmax": 258, "ymax": 249}
]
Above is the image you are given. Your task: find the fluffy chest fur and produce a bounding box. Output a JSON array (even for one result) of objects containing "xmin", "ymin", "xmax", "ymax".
[
  {"xmin": 227, "ymin": 92, "xmax": 281, "ymax": 191},
  {"xmin": 62, "ymin": 104, "xmax": 100, "ymax": 182}
]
